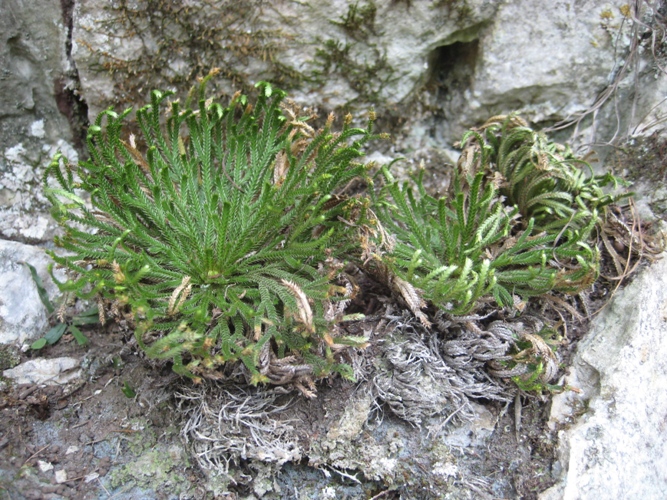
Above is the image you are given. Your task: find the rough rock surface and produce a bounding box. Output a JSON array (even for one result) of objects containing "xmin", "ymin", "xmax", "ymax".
[
  {"xmin": 3, "ymin": 357, "xmax": 81, "ymax": 385},
  {"xmin": 69, "ymin": 0, "xmax": 656, "ymax": 151},
  {"xmin": 429, "ymin": 0, "xmax": 637, "ymax": 143},
  {"xmin": 72, "ymin": 0, "xmax": 499, "ymax": 116},
  {"xmin": 3, "ymin": 0, "xmax": 661, "ymax": 239},
  {"xmin": 0, "ymin": 239, "xmax": 65, "ymax": 345},
  {"xmin": 0, "ymin": 0, "xmax": 83, "ymax": 242},
  {"xmin": 542, "ymin": 252, "xmax": 667, "ymax": 500}
]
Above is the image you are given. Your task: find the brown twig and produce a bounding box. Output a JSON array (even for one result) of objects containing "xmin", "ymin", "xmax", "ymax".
[{"xmin": 22, "ymin": 444, "xmax": 50, "ymax": 466}]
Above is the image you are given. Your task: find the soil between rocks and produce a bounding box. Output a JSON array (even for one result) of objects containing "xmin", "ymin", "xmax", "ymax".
[{"xmin": 0, "ymin": 318, "xmax": 561, "ymax": 500}]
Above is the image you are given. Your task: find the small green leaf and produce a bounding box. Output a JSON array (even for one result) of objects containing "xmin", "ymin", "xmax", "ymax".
[
  {"xmin": 72, "ymin": 310, "xmax": 100, "ymax": 326},
  {"xmin": 44, "ymin": 323, "xmax": 68, "ymax": 345},
  {"xmin": 121, "ymin": 382, "xmax": 136, "ymax": 399},
  {"xmin": 22, "ymin": 262, "xmax": 54, "ymax": 314},
  {"xmin": 341, "ymin": 313, "xmax": 366, "ymax": 322},
  {"xmin": 69, "ymin": 324, "xmax": 89, "ymax": 346},
  {"xmin": 30, "ymin": 338, "xmax": 47, "ymax": 350},
  {"xmin": 337, "ymin": 335, "xmax": 370, "ymax": 347},
  {"xmin": 44, "ymin": 188, "xmax": 86, "ymax": 206}
]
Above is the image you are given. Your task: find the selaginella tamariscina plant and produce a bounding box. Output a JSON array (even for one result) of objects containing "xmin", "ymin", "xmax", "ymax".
[
  {"xmin": 44, "ymin": 71, "xmax": 379, "ymax": 389},
  {"xmin": 370, "ymin": 115, "xmax": 629, "ymax": 319},
  {"xmin": 367, "ymin": 115, "xmax": 630, "ymax": 392}
]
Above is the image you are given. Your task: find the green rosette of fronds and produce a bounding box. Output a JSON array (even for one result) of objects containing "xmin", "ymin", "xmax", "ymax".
[
  {"xmin": 44, "ymin": 76, "xmax": 375, "ymax": 383},
  {"xmin": 459, "ymin": 115, "xmax": 628, "ymax": 232},
  {"xmin": 372, "ymin": 164, "xmax": 599, "ymax": 315}
]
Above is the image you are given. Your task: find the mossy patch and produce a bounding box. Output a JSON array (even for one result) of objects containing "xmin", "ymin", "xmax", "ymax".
[
  {"xmin": 108, "ymin": 445, "xmax": 191, "ymax": 494},
  {"xmin": 0, "ymin": 345, "xmax": 21, "ymax": 372}
]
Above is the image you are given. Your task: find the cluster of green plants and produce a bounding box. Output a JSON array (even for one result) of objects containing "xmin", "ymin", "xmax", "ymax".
[
  {"xmin": 330, "ymin": 0, "xmax": 378, "ymax": 40},
  {"xmin": 371, "ymin": 116, "xmax": 627, "ymax": 315},
  {"xmin": 43, "ymin": 79, "xmax": 628, "ymax": 387}
]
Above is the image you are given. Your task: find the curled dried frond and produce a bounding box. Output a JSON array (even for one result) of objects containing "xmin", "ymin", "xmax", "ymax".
[
  {"xmin": 273, "ymin": 151, "xmax": 289, "ymax": 187},
  {"xmin": 168, "ymin": 276, "xmax": 192, "ymax": 316},
  {"xmin": 281, "ymin": 279, "xmax": 314, "ymax": 334}
]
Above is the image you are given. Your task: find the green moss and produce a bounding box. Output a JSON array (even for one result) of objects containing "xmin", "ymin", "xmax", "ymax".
[
  {"xmin": 331, "ymin": 1, "xmax": 378, "ymax": 40},
  {"xmin": 0, "ymin": 345, "xmax": 20, "ymax": 372},
  {"xmin": 122, "ymin": 419, "xmax": 158, "ymax": 456},
  {"xmin": 310, "ymin": 39, "xmax": 398, "ymax": 104},
  {"xmin": 108, "ymin": 446, "xmax": 190, "ymax": 494}
]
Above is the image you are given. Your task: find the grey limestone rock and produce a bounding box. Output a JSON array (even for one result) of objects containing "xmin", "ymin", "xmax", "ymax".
[
  {"xmin": 542, "ymin": 252, "xmax": 667, "ymax": 499},
  {"xmin": 3, "ymin": 356, "xmax": 81, "ymax": 385},
  {"xmin": 0, "ymin": 238, "xmax": 65, "ymax": 345},
  {"xmin": 0, "ymin": 0, "xmax": 82, "ymax": 242}
]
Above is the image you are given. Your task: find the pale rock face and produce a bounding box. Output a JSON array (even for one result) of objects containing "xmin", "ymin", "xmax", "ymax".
[
  {"xmin": 0, "ymin": 239, "xmax": 65, "ymax": 345},
  {"xmin": 425, "ymin": 0, "xmax": 639, "ymax": 147},
  {"xmin": 0, "ymin": 0, "xmax": 81, "ymax": 242},
  {"xmin": 72, "ymin": 0, "xmax": 500, "ymax": 116},
  {"xmin": 71, "ymin": 0, "xmax": 647, "ymax": 151},
  {"xmin": 474, "ymin": 0, "xmax": 618, "ymax": 113},
  {"xmin": 541, "ymin": 252, "xmax": 667, "ymax": 500},
  {"xmin": 0, "ymin": 139, "xmax": 78, "ymax": 241}
]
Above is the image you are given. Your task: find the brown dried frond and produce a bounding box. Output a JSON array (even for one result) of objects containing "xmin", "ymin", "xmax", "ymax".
[
  {"xmin": 281, "ymin": 279, "xmax": 314, "ymax": 333},
  {"xmin": 488, "ymin": 170, "xmax": 507, "ymax": 190},
  {"xmin": 262, "ymin": 352, "xmax": 315, "ymax": 389},
  {"xmin": 593, "ymin": 200, "xmax": 662, "ymax": 316},
  {"xmin": 290, "ymin": 137, "xmax": 309, "ymax": 156},
  {"xmin": 456, "ymin": 144, "xmax": 479, "ymax": 179},
  {"xmin": 97, "ymin": 296, "xmax": 106, "ymax": 326},
  {"xmin": 112, "ymin": 260, "xmax": 125, "ymax": 284},
  {"xmin": 56, "ymin": 300, "xmax": 67, "ymax": 323},
  {"xmin": 294, "ymin": 380, "xmax": 317, "ymax": 398},
  {"xmin": 539, "ymin": 293, "xmax": 585, "ymax": 323},
  {"xmin": 273, "ymin": 151, "xmax": 288, "ymax": 186},
  {"xmin": 536, "ymin": 152, "xmax": 550, "ymax": 170},
  {"xmin": 289, "ymin": 120, "xmax": 316, "ymax": 138},
  {"xmin": 279, "ymin": 99, "xmax": 298, "ymax": 121},
  {"xmin": 168, "ymin": 276, "xmax": 192, "ymax": 316},
  {"xmin": 478, "ymin": 114, "xmax": 528, "ymax": 130},
  {"xmin": 120, "ymin": 134, "xmax": 150, "ymax": 171},
  {"xmin": 325, "ymin": 111, "xmax": 335, "ymax": 129},
  {"xmin": 391, "ymin": 275, "xmax": 431, "ymax": 327}
]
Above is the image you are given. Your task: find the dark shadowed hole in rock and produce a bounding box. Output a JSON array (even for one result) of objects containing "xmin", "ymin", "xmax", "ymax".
[
  {"xmin": 423, "ymin": 39, "xmax": 479, "ymax": 145},
  {"xmin": 427, "ymin": 39, "xmax": 479, "ymax": 102},
  {"xmin": 53, "ymin": 77, "xmax": 89, "ymax": 152}
]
